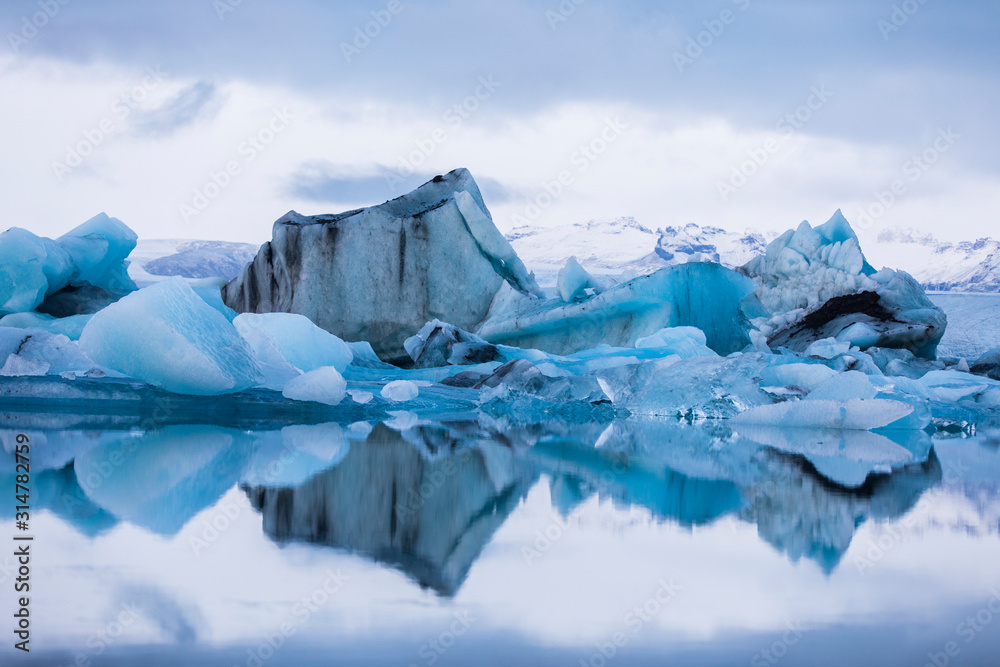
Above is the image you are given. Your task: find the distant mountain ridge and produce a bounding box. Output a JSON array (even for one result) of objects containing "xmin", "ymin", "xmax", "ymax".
[
  {"xmin": 506, "ymin": 218, "xmax": 1000, "ymax": 293},
  {"xmin": 124, "ymin": 220, "xmax": 1000, "ymax": 294}
]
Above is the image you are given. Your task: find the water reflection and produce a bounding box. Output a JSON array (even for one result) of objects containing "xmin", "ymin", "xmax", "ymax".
[{"xmin": 0, "ymin": 418, "xmax": 992, "ymax": 596}]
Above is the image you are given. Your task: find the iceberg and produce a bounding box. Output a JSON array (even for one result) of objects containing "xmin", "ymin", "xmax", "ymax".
[
  {"xmin": 78, "ymin": 277, "xmax": 263, "ymax": 395},
  {"xmin": 57, "ymin": 212, "xmax": 138, "ymax": 293},
  {"xmin": 0, "ymin": 227, "xmax": 73, "ymax": 315},
  {"xmin": 404, "ymin": 319, "xmax": 500, "ymax": 368},
  {"xmin": 381, "ymin": 380, "xmax": 420, "ymax": 402},
  {"xmin": 281, "ymin": 366, "xmax": 347, "ymax": 406},
  {"xmin": 476, "ymin": 261, "xmax": 765, "ymax": 357},
  {"xmin": 0, "ymin": 326, "xmax": 97, "ymax": 376},
  {"xmin": 223, "ymin": 169, "xmax": 542, "ymax": 363},
  {"xmin": 743, "ymin": 210, "xmax": 946, "ymax": 358},
  {"xmin": 0, "ymin": 312, "xmax": 91, "ymax": 340},
  {"xmin": 232, "ymin": 311, "xmax": 353, "ymax": 390},
  {"xmin": 0, "ymin": 213, "xmax": 137, "ymax": 316},
  {"xmin": 556, "ymin": 256, "xmax": 604, "ymax": 302}
]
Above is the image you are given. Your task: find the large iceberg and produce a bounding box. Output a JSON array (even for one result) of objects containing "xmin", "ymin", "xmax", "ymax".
[
  {"xmin": 79, "ymin": 277, "xmax": 263, "ymax": 395},
  {"xmin": 222, "ymin": 169, "xmax": 542, "ymax": 363},
  {"xmin": 742, "ymin": 210, "xmax": 946, "ymax": 358}
]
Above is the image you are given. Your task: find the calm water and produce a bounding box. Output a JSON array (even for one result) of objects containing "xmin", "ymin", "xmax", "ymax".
[{"xmin": 2, "ymin": 417, "xmax": 1000, "ymax": 667}]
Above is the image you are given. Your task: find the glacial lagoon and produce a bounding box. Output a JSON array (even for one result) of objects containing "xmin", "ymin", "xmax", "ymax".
[{"xmin": 2, "ymin": 412, "xmax": 999, "ymax": 667}]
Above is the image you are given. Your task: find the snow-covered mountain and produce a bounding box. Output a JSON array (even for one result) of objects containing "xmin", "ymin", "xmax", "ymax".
[
  {"xmin": 507, "ymin": 218, "xmax": 1000, "ymax": 293},
  {"xmin": 505, "ymin": 217, "xmax": 776, "ymax": 288},
  {"xmin": 122, "ymin": 220, "xmax": 1000, "ymax": 294},
  {"xmin": 864, "ymin": 228, "xmax": 1000, "ymax": 293},
  {"xmin": 128, "ymin": 239, "xmax": 260, "ymax": 286}
]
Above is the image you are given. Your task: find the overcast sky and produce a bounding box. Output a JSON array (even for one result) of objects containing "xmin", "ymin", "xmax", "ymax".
[{"xmin": 1, "ymin": 0, "xmax": 998, "ymax": 245}]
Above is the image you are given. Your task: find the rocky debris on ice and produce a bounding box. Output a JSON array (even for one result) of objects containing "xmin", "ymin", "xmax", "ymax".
[
  {"xmin": 971, "ymin": 348, "xmax": 1000, "ymax": 381},
  {"xmin": 742, "ymin": 210, "xmax": 946, "ymax": 359},
  {"xmin": 404, "ymin": 320, "xmax": 500, "ymax": 369},
  {"xmin": 222, "ymin": 169, "xmax": 542, "ymax": 363},
  {"xmin": 79, "ymin": 277, "xmax": 263, "ymax": 395}
]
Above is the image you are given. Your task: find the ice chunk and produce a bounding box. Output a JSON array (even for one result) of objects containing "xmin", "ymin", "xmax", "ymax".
[
  {"xmin": 601, "ymin": 352, "xmax": 774, "ymax": 419},
  {"xmin": 918, "ymin": 369, "xmax": 999, "ymax": 402},
  {"xmin": 234, "ymin": 312, "xmax": 352, "ymax": 372},
  {"xmin": 0, "ymin": 312, "xmax": 91, "ymax": 340},
  {"xmin": 381, "ymin": 380, "xmax": 419, "ymax": 402},
  {"xmin": 746, "ymin": 211, "xmax": 946, "ymax": 359},
  {"xmin": 759, "ymin": 363, "xmax": 838, "ymax": 392},
  {"xmin": 0, "ymin": 227, "xmax": 74, "ymax": 315},
  {"xmin": 233, "ymin": 312, "xmax": 352, "ymax": 390},
  {"xmin": 79, "ymin": 277, "xmax": 263, "ymax": 395},
  {"xmin": 0, "ymin": 326, "xmax": 97, "ymax": 375},
  {"xmin": 557, "ymin": 257, "xmax": 603, "ymax": 302},
  {"xmin": 476, "ymin": 261, "xmax": 765, "ymax": 356},
  {"xmin": 281, "ymin": 366, "xmax": 347, "ymax": 405},
  {"xmin": 57, "ymin": 212, "xmax": 138, "ymax": 293},
  {"xmin": 972, "ymin": 348, "xmax": 1000, "ymax": 381},
  {"xmin": 634, "ymin": 326, "xmax": 716, "ymax": 358},
  {"xmin": 806, "ymin": 370, "xmax": 877, "ymax": 401},
  {"xmin": 404, "ymin": 319, "xmax": 500, "ymax": 368},
  {"xmin": 1, "ymin": 354, "xmax": 49, "ymax": 376},
  {"xmin": 730, "ymin": 398, "xmax": 914, "ymax": 430},
  {"xmin": 347, "ymin": 389, "xmax": 374, "ymax": 404},
  {"xmin": 803, "ymin": 337, "xmax": 852, "ymax": 359}
]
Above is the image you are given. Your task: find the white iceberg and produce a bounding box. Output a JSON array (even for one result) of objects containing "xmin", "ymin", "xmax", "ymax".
[{"xmin": 281, "ymin": 366, "xmax": 347, "ymax": 406}]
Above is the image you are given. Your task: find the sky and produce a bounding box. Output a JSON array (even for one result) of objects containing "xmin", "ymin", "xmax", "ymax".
[{"xmin": 1, "ymin": 0, "xmax": 998, "ymax": 246}]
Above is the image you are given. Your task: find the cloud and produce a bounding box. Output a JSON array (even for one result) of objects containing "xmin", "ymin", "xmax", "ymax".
[
  {"xmin": 129, "ymin": 80, "xmax": 221, "ymax": 138},
  {"xmin": 286, "ymin": 161, "xmax": 514, "ymax": 209}
]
